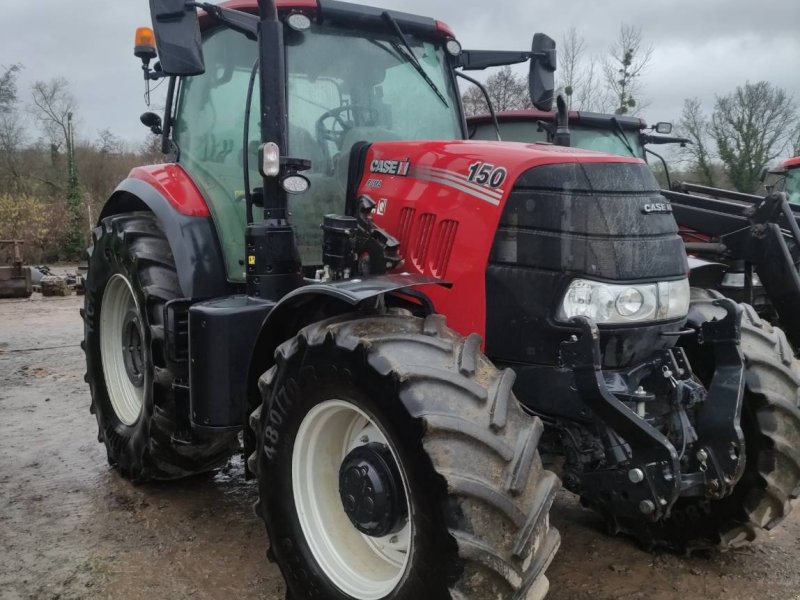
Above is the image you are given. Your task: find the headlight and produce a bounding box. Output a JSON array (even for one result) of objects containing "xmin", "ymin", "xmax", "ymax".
[{"xmin": 558, "ymin": 278, "xmax": 690, "ymax": 325}]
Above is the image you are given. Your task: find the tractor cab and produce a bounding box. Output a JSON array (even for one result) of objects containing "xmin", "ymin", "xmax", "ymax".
[
  {"xmin": 174, "ymin": 6, "xmax": 465, "ymax": 273},
  {"xmin": 771, "ymin": 156, "xmax": 800, "ymax": 205}
]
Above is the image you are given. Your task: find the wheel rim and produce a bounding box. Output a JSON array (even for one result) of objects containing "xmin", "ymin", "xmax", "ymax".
[
  {"xmin": 292, "ymin": 399, "xmax": 412, "ymax": 599},
  {"xmin": 100, "ymin": 274, "xmax": 145, "ymax": 426}
]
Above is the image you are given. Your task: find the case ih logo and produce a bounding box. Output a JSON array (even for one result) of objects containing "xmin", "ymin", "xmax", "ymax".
[
  {"xmin": 370, "ymin": 159, "xmax": 410, "ymax": 176},
  {"xmin": 642, "ymin": 202, "xmax": 673, "ymax": 215}
]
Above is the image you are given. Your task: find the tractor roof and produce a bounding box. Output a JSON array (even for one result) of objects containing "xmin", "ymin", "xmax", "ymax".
[
  {"xmin": 468, "ymin": 110, "xmax": 647, "ymax": 132},
  {"xmin": 784, "ymin": 156, "xmax": 800, "ymax": 170},
  {"xmin": 204, "ymin": 0, "xmax": 454, "ymax": 37}
]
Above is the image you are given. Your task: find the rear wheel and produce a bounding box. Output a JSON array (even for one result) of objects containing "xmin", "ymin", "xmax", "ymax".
[
  {"xmin": 250, "ymin": 313, "xmax": 560, "ymax": 600},
  {"xmin": 83, "ymin": 212, "xmax": 238, "ymax": 481}
]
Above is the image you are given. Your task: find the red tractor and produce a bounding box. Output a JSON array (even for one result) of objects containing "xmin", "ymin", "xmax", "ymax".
[
  {"xmin": 771, "ymin": 155, "xmax": 800, "ymax": 203},
  {"xmin": 83, "ymin": 1, "xmax": 800, "ymax": 598}
]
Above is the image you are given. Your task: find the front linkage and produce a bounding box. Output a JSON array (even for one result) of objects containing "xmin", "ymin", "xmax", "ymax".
[{"xmin": 560, "ymin": 298, "xmax": 745, "ymax": 524}]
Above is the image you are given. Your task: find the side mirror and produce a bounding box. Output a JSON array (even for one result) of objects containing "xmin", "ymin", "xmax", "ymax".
[
  {"xmin": 141, "ymin": 112, "xmax": 163, "ymax": 135},
  {"xmin": 654, "ymin": 122, "xmax": 673, "ymax": 135},
  {"xmin": 149, "ymin": 0, "xmax": 205, "ymax": 76},
  {"xmin": 759, "ymin": 166, "xmax": 769, "ymax": 184},
  {"xmin": 529, "ymin": 33, "xmax": 556, "ymax": 112}
]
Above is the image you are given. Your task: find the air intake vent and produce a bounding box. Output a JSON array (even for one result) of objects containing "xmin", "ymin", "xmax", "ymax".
[
  {"xmin": 397, "ymin": 207, "xmax": 416, "ymax": 248},
  {"xmin": 412, "ymin": 213, "xmax": 436, "ymax": 270},
  {"xmin": 430, "ymin": 220, "xmax": 459, "ymax": 277}
]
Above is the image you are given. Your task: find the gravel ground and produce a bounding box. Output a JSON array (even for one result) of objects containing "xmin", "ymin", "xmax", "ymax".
[{"xmin": 1, "ymin": 293, "xmax": 798, "ymax": 600}]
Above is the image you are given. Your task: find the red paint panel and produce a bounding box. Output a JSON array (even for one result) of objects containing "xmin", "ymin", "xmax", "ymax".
[
  {"xmin": 218, "ymin": 0, "xmax": 317, "ymax": 12},
  {"xmin": 784, "ymin": 156, "xmax": 800, "ymax": 170},
  {"xmin": 362, "ymin": 139, "xmax": 642, "ymax": 340},
  {"xmin": 435, "ymin": 20, "xmax": 455, "ymax": 38},
  {"xmin": 129, "ymin": 164, "xmax": 211, "ymax": 218}
]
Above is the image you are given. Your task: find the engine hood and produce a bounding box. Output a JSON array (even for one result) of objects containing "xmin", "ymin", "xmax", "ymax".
[{"xmin": 357, "ymin": 139, "xmax": 651, "ymax": 340}]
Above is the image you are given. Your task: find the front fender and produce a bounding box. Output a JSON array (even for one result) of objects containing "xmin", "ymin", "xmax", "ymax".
[
  {"xmin": 252, "ymin": 273, "xmax": 448, "ymax": 371},
  {"xmin": 241, "ymin": 273, "xmax": 448, "ymax": 475}
]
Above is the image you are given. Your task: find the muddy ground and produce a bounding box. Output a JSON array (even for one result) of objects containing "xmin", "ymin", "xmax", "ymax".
[{"xmin": 1, "ymin": 293, "xmax": 799, "ymax": 600}]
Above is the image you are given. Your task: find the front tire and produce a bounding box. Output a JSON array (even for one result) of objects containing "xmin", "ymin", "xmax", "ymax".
[
  {"xmin": 83, "ymin": 212, "xmax": 237, "ymax": 481},
  {"xmin": 250, "ymin": 313, "xmax": 560, "ymax": 600},
  {"xmin": 614, "ymin": 288, "xmax": 800, "ymax": 549}
]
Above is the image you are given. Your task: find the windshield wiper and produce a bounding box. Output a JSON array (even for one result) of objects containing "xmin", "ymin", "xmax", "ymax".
[
  {"xmin": 381, "ymin": 11, "xmax": 449, "ymax": 108},
  {"xmin": 610, "ymin": 117, "xmax": 639, "ymax": 158}
]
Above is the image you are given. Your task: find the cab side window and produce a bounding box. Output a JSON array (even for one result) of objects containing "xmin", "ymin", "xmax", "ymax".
[{"xmin": 173, "ymin": 27, "xmax": 259, "ymax": 281}]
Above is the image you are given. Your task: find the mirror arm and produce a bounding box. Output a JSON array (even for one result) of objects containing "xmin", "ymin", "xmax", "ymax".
[
  {"xmin": 187, "ymin": 2, "xmax": 259, "ymax": 40},
  {"xmin": 642, "ymin": 134, "xmax": 692, "ymax": 146},
  {"xmin": 162, "ymin": 76, "xmax": 177, "ymax": 156},
  {"xmin": 537, "ymin": 120, "xmax": 556, "ymax": 138},
  {"xmin": 645, "ymin": 147, "xmax": 672, "ymax": 190},
  {"xmin": 456, "ymin": 71, "xmax": 501, "ymax": 141},
  {"xmin": 457, "ymin": 50, "xmax": 532, "ymax": 71}
]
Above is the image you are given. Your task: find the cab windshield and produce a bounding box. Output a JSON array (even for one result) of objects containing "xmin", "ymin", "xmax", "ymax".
[
  {"xmin": 782, "ymin": 168, "xmax": 800, "ymax": 205},
  {"xmin": 570, "ymin": 126, "xmax": 645, "ymax": 160},
  {"xmin": 286, "ymin": 22, "xmax": 463, "ymax": 263}
]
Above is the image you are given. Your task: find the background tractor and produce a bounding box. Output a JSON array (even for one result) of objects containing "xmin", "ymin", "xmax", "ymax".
[
  {"xmin": 770, "ymin": 155, "xmax": 800, "ymax": 204},
  {"xmin": 83, "ymin": 1, "xmax": 800, "ymax": 598},
  {"xmin": 468, "ymin": 107, "xmax": 689, "ymax": 186}
]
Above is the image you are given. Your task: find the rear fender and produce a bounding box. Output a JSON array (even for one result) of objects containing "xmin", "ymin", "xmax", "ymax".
[{"xmin": 99, "ymin": 176, "xmax": 232, "ymax": 299}]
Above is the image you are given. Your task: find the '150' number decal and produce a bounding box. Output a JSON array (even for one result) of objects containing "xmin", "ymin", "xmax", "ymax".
[{"xmin": 467, "ymin": 162, "xmax": 508, "ymax": 189}]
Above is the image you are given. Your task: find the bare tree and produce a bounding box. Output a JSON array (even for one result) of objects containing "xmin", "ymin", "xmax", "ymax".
[
  {"xmin": 710, "ymin": 81, "xmax": 798, "ymax": 193},
  {"xmin": 96, "ymin": 128, "xmax": 124, "ymax": 155},
  {"xmin": 462, "ymin": 66, "xmax": 529, "ymax": 117},
  {"xmin": 0, "ymin": 64, "xmax": 22, "ymax": 114},
  {"xmin": 560, "ymin": 28, "xmax": 605, "ymax": 112},
  {"xmin": 679, "ymin": 98, "xmax": 716, "ymax": 186},
  {"xmin": 29, "ymin": 78, "xmax": 77, "ymax": 152},
  {"xmin": 603, "ymin": 25, "xmax": 653, "ymax": 116},
  {"xmin": 0, "ymin": 64, "xmax": 26, "ymax": 193}
]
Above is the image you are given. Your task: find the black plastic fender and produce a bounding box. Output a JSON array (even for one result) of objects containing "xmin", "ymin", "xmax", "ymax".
[
  {"xmin": 687, "ymin": 256, "xmax": 727, "ymax": 290},
  {"xmin": 241, "ymin": 274, "xmax": 447, "ymax": 470},
  {"xmin": 247, "ymin": 273, "xmax": 447, "ymax": 387},
  {"xmin": 98, "ymin": 178, "xmax": 233, "ymax": 299}
]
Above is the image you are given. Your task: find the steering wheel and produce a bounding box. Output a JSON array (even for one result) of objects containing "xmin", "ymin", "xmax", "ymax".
[{"xmin": 315, "ymin": 105, "xmax": 380, "ymax": 172}]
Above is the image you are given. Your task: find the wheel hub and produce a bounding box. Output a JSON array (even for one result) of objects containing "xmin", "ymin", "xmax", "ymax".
[
  {"xmin": 339, "ymin": 443, "xmax": 407, "ymax": 538},
  {"xmin": 121, "ymin": 309, "xmax": 145, "ymax": 388}
]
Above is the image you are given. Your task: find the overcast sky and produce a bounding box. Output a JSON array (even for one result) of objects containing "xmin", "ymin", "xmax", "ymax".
[{"xmin": 3, "ymin": 0, "xmax": 799, "ymax": 150}]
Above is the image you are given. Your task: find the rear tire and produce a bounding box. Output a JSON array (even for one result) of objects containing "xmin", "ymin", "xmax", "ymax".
[
  {"xmin": 250, "ymin": 313, "xmax": 560, "ymax": 600},
  {"xmin": 83, "ymin": 212, "xmax": 238, "ymax": 481},
  {"xmin": 612, "ymin": 288, "xmax": 800, "ymax": 549}
]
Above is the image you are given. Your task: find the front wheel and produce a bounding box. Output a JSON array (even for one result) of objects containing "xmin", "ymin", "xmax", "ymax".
[{"xmin": 250, "ymin": 313, "xmax": 560, "ymax": 600}]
